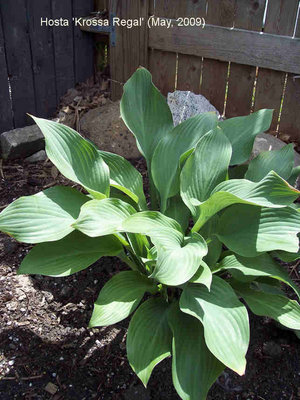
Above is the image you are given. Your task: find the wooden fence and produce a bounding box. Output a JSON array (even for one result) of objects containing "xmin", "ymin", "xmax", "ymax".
[
  {"xmin": 0, "ymin": 0, "xmax": 94, "ymax": 134},
  {"xmin": 109, "ymin": 0, "xmax": 300, "ymax": 143}
]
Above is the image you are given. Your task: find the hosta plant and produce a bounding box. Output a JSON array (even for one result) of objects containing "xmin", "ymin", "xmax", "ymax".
[{"xmin": 1, "ymin": 68, "xmax": 300, "ymax": 399}]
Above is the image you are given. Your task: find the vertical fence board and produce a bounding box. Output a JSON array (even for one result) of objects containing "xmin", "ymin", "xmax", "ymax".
[
  {"xmin": 123, "ymin": 0, "xmax": 149, "ymax": 80},
  {"xmin": 109, "ymin": 0, "xmax": 124, "ymax": 100},
  {"xmin": 52, "ymin": 0, "xmax": 75, "ymax": 102},
  {"xmin": 148, "ymin": 0, "xmax": 177, "ymax": 95},
  {"xmin": 72, "ymin": 0, "xmax": 94, "ymax": 84},
  {"xmin": 110, "ymin": 0, "xmax": 149, "ymax": 100},
  {"xmin": 176, "ymin": 0, "xmax": 206, "ymax": 93},
  {"xmin": 201, "ymin": 0, "xmax": 235, "ymax": 114},
  {"xmin": 279, "ymin": 8, "xmax": 300, "ymax": 142},
  {"xmin": 27, "ymin": 0, "xmax": 57, "ymax": 118},
  {"xmin": 0, "ymin": 13, "xmax": 13, "ymax": 132},
  {"xmin": 94, "ymin": 0, "xmax": 108, "ymax": 10},
  {"xmin": 254, "ymin": 0, "xmax": 299, "ymax": 134},
  {"xmin": 149, "ymin": 0, "xmax": 154, "ymax": 15},
  {"xmin": 0, "ymin": 1, "xmax": 36, "ymax": 127},
  {"xmin": 149, "ymin": 49, "xmax": 176, "ymax": 95},
  {"xmin": 177, "ymin": 55, "xmax": 202, "ymax": 92},
  {"xmin": 226, "ymin": 0, "xmax": 266, "ymax": 118},
  {"xmin": 139, "ymin": 0, "xmax": 149, "ymax": 69}
]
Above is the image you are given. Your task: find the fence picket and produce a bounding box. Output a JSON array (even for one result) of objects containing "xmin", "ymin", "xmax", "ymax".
[
  {"xmin": 27, "ymin": 0, "xmax": 57, "ymax": 118},
  {"xmin": 0, "ymin": 13, "xmax": 13, "ymax": 131},
  {"xmin": 148, "ymin": 0, "xmax": 177, "ymax": 95},
  {"xmin": 226, "ymin": 0, "xmax": 266, "ymax": 118},
  {"xmin": 72, "ymin": 0, "xmax": 94, "ymax": 84},
  {"xmin": 176, "ymin": 1, "xmax": 206, "ymax": 93},
  {"xmin": 52, "ymin": 0, "xmax": 75, "ymax": 102},
  {"xmin": 0, "ymin": 1, "xmax": 36, "ymax": 128},
  {"xmin": 279, "ymin": 6, "xmax": 300, "ymax": 143},
  {"xmin": 109, "ymin": 0, "xmax": 149, "ymax": 100},
  {"xmin": 201, "ymin": 0, "xmax": 235, "ymax": 114},
  {"xmin": 254, "ymin": 0, "xmax": 299, "ymax": 134}
]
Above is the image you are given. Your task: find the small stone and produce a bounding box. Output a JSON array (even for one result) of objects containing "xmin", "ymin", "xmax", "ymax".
[
  {"xmin": 0, "ymin": 125, "xmax": 44, "ymax": 160},
  {"xmin": 42, "ymin": 291, "xmax": 54, "ymax": 303},
  {"xmin": 8, "ymin": 360, "xmax": 14, "ymax": 366},
  {"xmin": 262, "ymin": 341, "xmax": 282, "ymax": 357},
  {"xmin": 119, "ymin": 341, "xmax": 126, "ymax": 350},
  {"xmin": 63, "ymin": 88, "xmax": 80, "ymax": 104},
  {"xmin": 44, "ymin": 382, "xmax": 58, "ymax": 395},
  {"xmin": 24, "ymin": 150, "xmax": 47, "ymax": 163},
  {"xmin": 6, "ymin": 301, "xmax": 18, "ymax": 311},
  {"xmin": 74, "ymin": 95, "xmax": 83, "ymax": 103},
  {"xmin": 123, "ymin": 385, "xmax": 151, "ymax": 400},
  {"xmin": 60, "ymin": 286, "xmax": 72, "ymax": 298},
  {"xmin": 0, "ymin": 238, "xmax": 18, "ymax": 256}
]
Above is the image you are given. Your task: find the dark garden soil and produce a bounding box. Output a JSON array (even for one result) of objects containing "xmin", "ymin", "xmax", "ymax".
[{"xmin": 0, "ymin": 158, "xmax": 300, "ymax": 400}]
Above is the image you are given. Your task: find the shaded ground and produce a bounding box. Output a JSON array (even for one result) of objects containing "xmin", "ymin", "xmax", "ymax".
[{"xmin": 0, "ymin": 158, "xmax": 300, "ymax": 400}]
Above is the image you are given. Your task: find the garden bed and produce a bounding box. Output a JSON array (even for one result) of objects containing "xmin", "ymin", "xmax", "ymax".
[{"xmin": 0, "ymin": 158, "xmax": 299, "ymax": 400}]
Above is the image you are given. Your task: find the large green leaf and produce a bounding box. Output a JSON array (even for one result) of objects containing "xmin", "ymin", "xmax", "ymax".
[
  {"xmin": 271, "ymin": 249, "xmax": 300, "ymax": 263},
  {"xmin": 245, "ymin": 144, "xmax": 294, "ymax": 182},
  {"xmin": 73, "ymin": 198, "xmax": 136, "ymax": 237},
  {"xmin": 217, "ymin": 205, "xmax": 300, "ymax": 257},
  {"xmin": 151, "ymin": 232, "xmax": 208, "ymax": 286},
  {"xmin": 181, "ymin": 127, "xmax": 232, "ymax": 217},
  {"xmin": 99, "ymin": 150, "xmax": 147, "ymax": 210},
  {"xmin": 180, "ymin": 276, "xmax": 250, "ymax": 375},
  {"xmin": 165, "ymin": 195, "xmax": 191, "ymax": 233},
  {"xmin": 124, "ymin": 212, "xmax": 207, "ymax": 285},
  {"xmin": 0, "ymin": 186, "xmax": 87, "ymax": 243},
  {"xmin": 122, "ymin": 211, "xmax": 183, "ymax": 237},
  {"xmin": 199, "ymin": 216, "xmax": 222, "ymax": 268},
  {"xmin": 228, "ymin": 164, "xmax": 249, "ymax": 180},
  {"xmin": 190, "ymin": 261, "xmax": 212, "ymax": 290},
  {"xmin": 120, "ymin": 67, "xmax": 173, "ymax": 164},
  {"xmin": 89, "ymin": 271, "xmax": 157, "ymax": 327},
  {"xmin": 32, "ymin": 117, "xmax": 110, "ymax": 199},
  {"xmin": 19, "ymin": 231, "xmax": 122, "ymax": 277},
  {"xmin": 288, "ymin": 166, "xmax": 300, "ymax": 186},
  {"xmin": 191, "ymin": 171, "xmax": 300, "ymax": 231},
  {"xmin": 76, "ymin": 206, "xmax": 183, "ymax": 245},
  {"xmin": 126, "ymin": 232, "xmax": 149, "ymax": 258},
  {"xmin": 75, "ymin": 204, "xmax": 207, "ymax": 285},
  {"xmin": 168, "ymin": 303, "xmax": 224, "ymax": 400},
  {"xmin": 218, "ymin": 109, "xmax": 273, "ymax": 165},
  {"xmin": 127, "ymin": 297, "xmax": 172, "ymax": 386},
  {"xmin": 218, "ymin": 253, "xmax": 300, "ymax": 298},
  {"xmin": 152, "ymin": 112, "xmax": 218, "ymax": 210},
  {"xmin": 233, "ymin": 283, "xmax": 300, "ymax": 330}
]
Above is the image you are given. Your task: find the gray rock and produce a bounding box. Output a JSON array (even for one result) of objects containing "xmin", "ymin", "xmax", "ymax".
[
  {"xmin": 123, "ymin": 385, "xmax": 151, "ymax": 400},
  {"xmin": 24, "ymin": 150, "xmax": 47, "ymax": 163},
  {"xmin": 167, "ymin": 90, "xmax": 220, "ymax": 126},
  {"xmin": 80, "ymin": 101, "xmax": 140, "ymax": 159},
  {"xmin": 0, "ymin": 125, "xmax": 44, "ymax": 160},
  {"xmin": 253, "ymin": 133, "xmax": 300, "ymax": 167},
  {"xmin": 262, "ymin": 341, "xmax": 282, "ymax": 357}
]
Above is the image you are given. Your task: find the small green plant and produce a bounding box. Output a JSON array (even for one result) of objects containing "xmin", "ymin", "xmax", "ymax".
[{"xmin": 1, "ymin": 68, "xmax": 300, "ymax": 399}]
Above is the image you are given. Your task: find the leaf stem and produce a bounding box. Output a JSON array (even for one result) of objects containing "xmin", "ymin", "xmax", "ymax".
[{"xmin": 147, "ymin": 162, "xmax": 159, "ymax": 210}]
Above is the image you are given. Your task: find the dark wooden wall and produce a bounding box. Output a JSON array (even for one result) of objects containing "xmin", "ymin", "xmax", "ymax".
[{"xmin": 0, "ymin": 0, "xmax": 94, "ymax": 134}]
